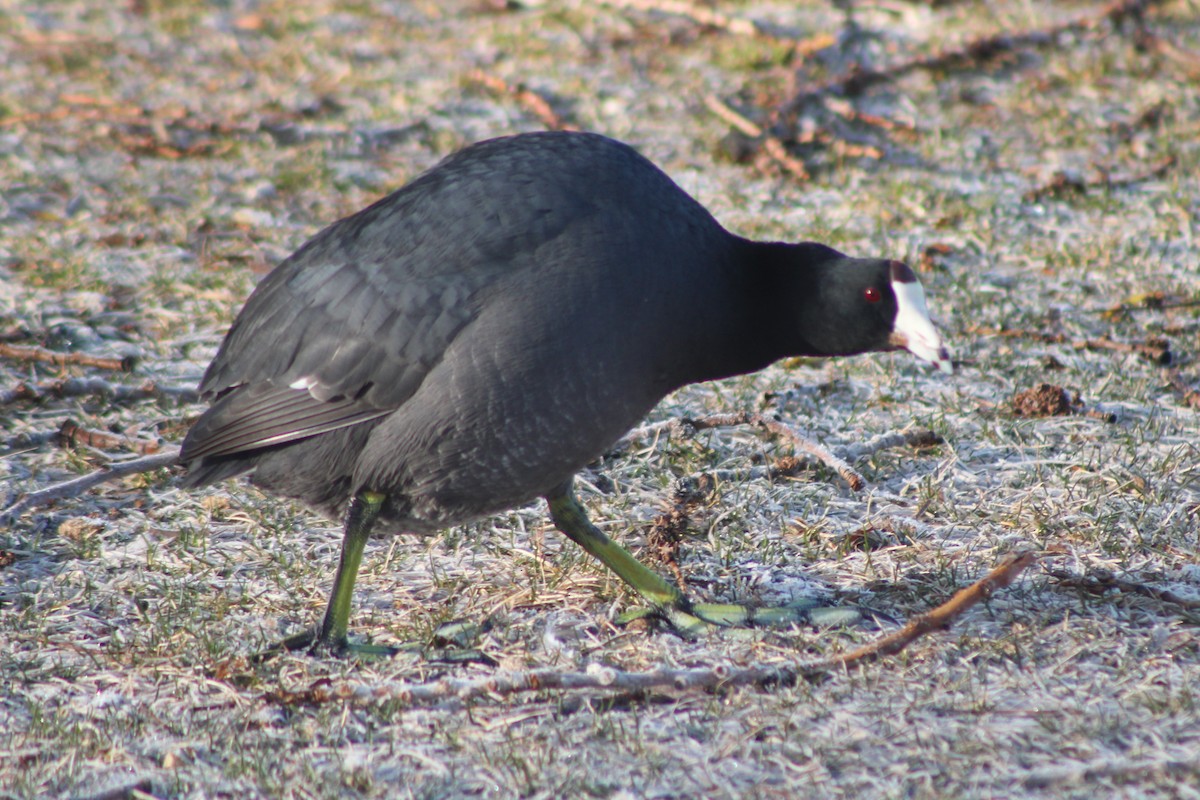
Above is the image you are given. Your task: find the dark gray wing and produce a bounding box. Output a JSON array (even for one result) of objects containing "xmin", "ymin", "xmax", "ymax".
[
  {"xmin": 181, "ymin": 134, "xmax": 600, "ymax": 463},
  {"xmin": 181, "ymin": 132, "xmax": 650, "ymax": 464},
  {"xmin": 181, "ymin": 247, "xmax": 487, "ymax": 461}
]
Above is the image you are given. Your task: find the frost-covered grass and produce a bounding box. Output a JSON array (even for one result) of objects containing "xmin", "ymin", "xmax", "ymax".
[{"xmin": 2, "ymin": 1, "xmax": 1198, "ymax": 798}]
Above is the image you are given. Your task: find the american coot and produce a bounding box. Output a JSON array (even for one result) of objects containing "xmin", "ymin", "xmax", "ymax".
[{"xmin": 181, "ymin": 131, "xmax": 950, "ymax": 654}]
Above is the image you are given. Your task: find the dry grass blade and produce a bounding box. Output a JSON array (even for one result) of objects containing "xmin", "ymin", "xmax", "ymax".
[{"xmin": 1022, "ymin": 754, "xmax": 1200, "ymax": 789}]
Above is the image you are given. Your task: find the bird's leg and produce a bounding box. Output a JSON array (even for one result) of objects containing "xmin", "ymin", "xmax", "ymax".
[
  {"xmin": 545, "ymin": 480, "xmax": 840, "ymax": 638},
  {"xmin": 265, "ymin": 490, "xmax": 397, "ymax": 658},
  {"xmin": 315, "ymin": 490, "xmax": 384, "ymax": 650},
  {"xmin": 547, "ymin": 482, "xmax": 684, "ymax": 606}
]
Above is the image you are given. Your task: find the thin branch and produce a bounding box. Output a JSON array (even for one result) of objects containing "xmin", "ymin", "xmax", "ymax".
[
  {"xmin": 785, "ymin": 0, "xmax": 1159, "ymax": 111},
  {"xmin": 0, "ymin": 342, "xmax": 136, "ymax": 372},
  {"xmin": 703, "ymin": 94, "xmax": 765, "ymax": 138},
  {"xmin": 617, "ymin": 414, "xmax": 942, "ymax": 492},
  {"xmin": 1163, "ymin": 369, "xmax": 1200, "ymax": 411},
  {"xmin": 266, "ymin": 552, "xmax": 1039, "ymax": 708},
  {"xmin": 840, "ymin": 428, "xmax": 944, "ymax": 462},
  {"xmin": 3, "ymin": 430, "xmax": 63, "ymax": 453},
  {"xmin": 1135, "ymin": 29, "xmax": 1200, "ymax": 79},
  {"xmin": 703, "ymin": 95, "xmax": 811, "ymax": 181},
  {"xmin": 1023, "ymin": 754, "xmax": 1200, "ymax": 789},
  {"xmin": 0, "ymin": 448, "xmax": 180, "ymax": 526},
  {"xmin": 1089, "ymin": 293, "xmax": 1200, "ymax": 317},
  {"xmin": 58, "ymin": 419, "xmax": 164, "ymax": 456},
  {"xmin": 615, "ymin": 412, "xmax": 861, "ymax": 487},
  {"xmin": 466, "ymin": 70, "xmax": 577, "ymax": 131},
  {"xmin": 0, "ymin": 377, "xmax": 200, "ymax": 406},
  {"xmin": 831, "ymin": 551, "xmax": 1039, "ymax": 668},
  {"xmin": 968, "ymin": 326, "xmax": 1172, "ymax": 365},
  {"xmin": 696, "ymin": 412, "xmax": 866, "ymax": 489},
  {"xmin": 602, "ymin": 0, "xmax": 759, "ymax": 37},
  {"xmin": 67, "ymin": 778, "xmax": 157, "ymax": 800},
  {"xmin": 1049, "ymin": 568, "xmax": 1200, "ymax": 611},
  {"xmin": 1023, "ymin": 155, "xmax": 1176, "ymax": 202}
]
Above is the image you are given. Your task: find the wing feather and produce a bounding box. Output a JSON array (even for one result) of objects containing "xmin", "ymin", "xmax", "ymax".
[{"xmin": 183, "ymin": 133, "xmax": 596, "ymax": 466}]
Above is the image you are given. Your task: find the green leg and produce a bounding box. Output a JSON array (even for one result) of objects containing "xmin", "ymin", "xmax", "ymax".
[
  {"xmin": 545, "ymin": 479, "xmax": 859, "ymax": 637},
  {"xmin": 266, "ymin": 490, "xmax": 396, "ymax": 658},
  {"xmin": 315, "ymin": 490, "xmax": 383, "ymax": 649},
  {"xmin": 546, "ymin": 481, "xmax": 704, "ymax": 636}
]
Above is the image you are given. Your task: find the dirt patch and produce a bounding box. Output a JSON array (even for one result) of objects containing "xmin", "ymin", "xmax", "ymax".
[{"xmin": 1011, "ymin": 383, "xmax": 1079, "ymax": 417}]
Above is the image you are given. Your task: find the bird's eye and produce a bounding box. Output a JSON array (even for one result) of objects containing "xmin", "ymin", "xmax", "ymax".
[{"xmin": 864, "ymin": 286, "xmax": 882, "ymax": 303}]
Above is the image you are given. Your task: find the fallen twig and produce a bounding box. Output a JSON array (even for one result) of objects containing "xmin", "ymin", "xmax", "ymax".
[
  {"xmin": 785, "ymin": 0, "xmax": 1160, "ymax": 111},
  {"xmin": 840, "ymin": 428, "xmax": 944, "ymax": 462},
  {"xmin": 626, "ymin": 411, "xmax": 863, "ymax": 488},
  {"xmin": 704, "ymin": 95, "xmax": 811, "ymax": 181},
  {"xmin": 0, "ymin": 448, "xmax": 180, "ymax": 526},
  {"xmin": 466, "ymin": 70, "xmax": 577, "ymax": 131},
  {"xmin": 600, "ymin": 0, "xmax": 837, "ymax": 57},
  {"xmin": 714, "ymin": 0, "xmax": 1169, "ymax": 183},
  {"xmin": 1135, "ymin": 29, "xmax": 1200, "ymax": 79},
  {"xmin": 683, "ymin": 428, "xmax": 944, "ymax": 492},
  {"xmin": 67, "ymin": 778, "xmax": 157, "ymax": 800},
  {"xmin": 1089, "ymin": 290, "xmax": 1200, "ymax": 318},
  {"xmin": 265, "ymin": 552, "xmax": 1039, "ymax": 708},
  {"xmin": 0, "ymin": 342, "xmax": 135, "ymax": 372},
  {"xmin": 618, "ymin": 415, "xmax": 942, "ymax": 492},
  {"xmin": 58, "ymin": 419, "xmax": 163, "ymax": 456},
  {"xmin": 833, "ymin": 551, "xmax": 1039, "ymax": 668},
  {"xmin": 701, "ymin": 412, "xmax": 866, "ymax": 489},
  {"xmin": 0, "ymin": 377, "xmax": 201, "ymax": 406},
  {"xmin": 968, "ymin": 326, "xmax": 1171, "ymax": 365},
  {"xmin": 1023, "ymin": 155, "xmax": 1176, "ymax": 202},
  {"xmin": 1049, "ymin": 568, "xmax": 1200, "ymax": 611},
  {"xmin": 1162, "ymin": 369, "xmax": 1200, "ymax": 411},
  {"xmin": 1022, "ymin": 753, "xmax": 1200, "ymax": 789},
  {"xmin": 602, "ymin": 0, "xmax": 759, "ymax": 37},
  {"xmin": 823, "ymin": 97, "xmax": 917, "ymax": 136},
  {"xmin": 1, "ymin": 429, "xmax": 61, "ymax": 453}
]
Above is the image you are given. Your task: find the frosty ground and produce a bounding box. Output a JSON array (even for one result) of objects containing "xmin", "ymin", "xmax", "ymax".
[{"xmin": 1, "ymin": 1, "xmax": 1198, "ymax": 798}]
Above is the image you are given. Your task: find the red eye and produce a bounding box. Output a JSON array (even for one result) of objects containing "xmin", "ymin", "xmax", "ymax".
[{"xmin": 864, "ymin": 286, "xmax": 882, "ymax": 303}]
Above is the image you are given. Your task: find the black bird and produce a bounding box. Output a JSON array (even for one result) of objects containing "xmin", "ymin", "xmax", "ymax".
[{"xmin": 181, "ymin": 131, "xmax": 950, "ymax": 654}]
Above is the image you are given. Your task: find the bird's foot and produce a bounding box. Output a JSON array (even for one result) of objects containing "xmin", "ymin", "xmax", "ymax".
[
  {"xmin": 250, "ymin": 619, "xmax": 497, "ymax": 663},
  {"xmin": 620, "ymin": 599, "xmax": 869, "ymax": 639},
  {"xmin": 250, "ymin": 627, "xmax": 400, "ymax": 662}
]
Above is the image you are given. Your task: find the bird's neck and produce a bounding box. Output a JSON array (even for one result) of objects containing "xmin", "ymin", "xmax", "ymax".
[{"xmin": 675, "ymin": 239, "xmax": 825, "ymax": 387}]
